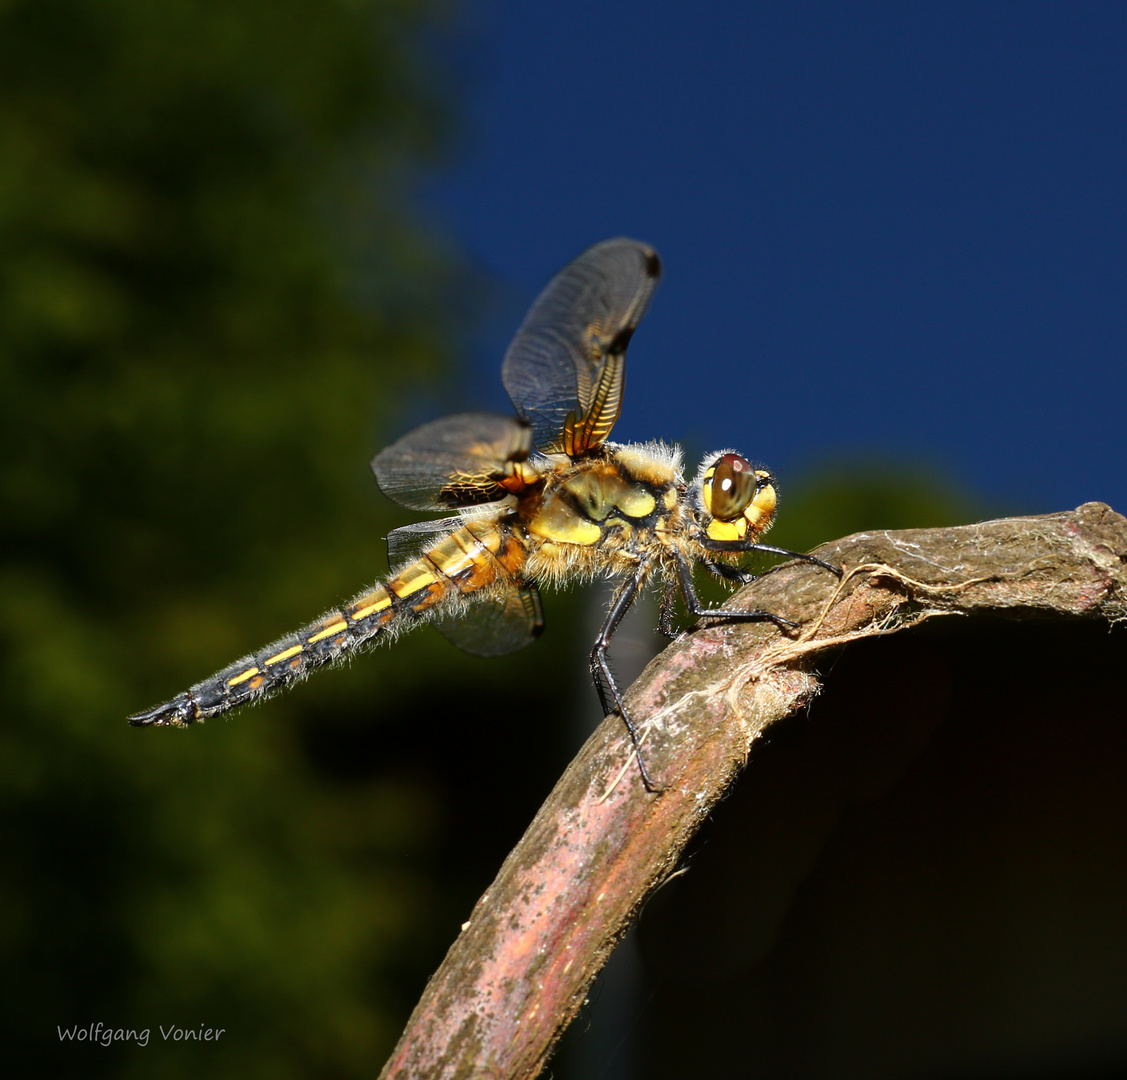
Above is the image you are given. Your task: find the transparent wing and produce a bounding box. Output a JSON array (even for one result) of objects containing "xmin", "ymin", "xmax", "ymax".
[
  {"xmin": 385, "ymin": 517, "xmax": 465, "ymax": 570},
  {"xmin": 433, "ymin": 582, "xmax": 544, "ymax": 657},
  {"xmin": 371, "ymin": 413, "xmax": 533, "ymax": 512},
  {"xmin": 502, "ymin": 238, "xmax": 661, "ymax": 456},
  {"xmin": 386, "ymin": 520, "xmax": 543, "ymax": 656}
]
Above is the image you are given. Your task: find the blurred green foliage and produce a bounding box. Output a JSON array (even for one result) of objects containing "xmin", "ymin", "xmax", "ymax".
[
  {"xmin": 0, "ymin": 2, "xmax": 992, "ymax": 1076},
  {"xmin": 769, "ymin": 455, "xmax": 987, "ymax": 556},
  {"xmin": 0, "ymin": 1, "xmax": 581, "ymax": 1076}
]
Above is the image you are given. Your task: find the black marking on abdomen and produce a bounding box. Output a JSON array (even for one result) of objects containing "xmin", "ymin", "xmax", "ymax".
[
  {"xmin": 128, "ymin": 527, "xmax": 515, "ymax": 728},
  {"xmin": 128, "ymin": 580, "xmax": 409, "ymax": 727}
]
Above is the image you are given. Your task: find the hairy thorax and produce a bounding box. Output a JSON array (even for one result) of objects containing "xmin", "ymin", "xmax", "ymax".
[{"xmin": 517, "ymin": 443, "xmax": 691, "ymax": 585}]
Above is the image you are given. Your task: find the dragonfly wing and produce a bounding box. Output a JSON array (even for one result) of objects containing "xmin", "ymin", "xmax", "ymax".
[
  {"xmin": 502, "ymin": 238, "xmax": 661, "ymax": 456},
  {"xmin": 387, "ymin": 518, "xmax": 541, "ymax": 655},
  {"xmin": 372, "ymin": 413, "xmax": 534, "ymax": 512},
  {"xmin": 385, "ymin": 516, "xmax": 466, "ymax": 570},
  {"xmin": 433, "ymin": 582, "xmax": 544, "ymax": 657}
]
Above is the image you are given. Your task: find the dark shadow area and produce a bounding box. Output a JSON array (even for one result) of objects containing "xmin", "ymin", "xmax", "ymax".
[{"xmin": 636, "ymin": 616, "xmax": 1127, "ymax": 1079}]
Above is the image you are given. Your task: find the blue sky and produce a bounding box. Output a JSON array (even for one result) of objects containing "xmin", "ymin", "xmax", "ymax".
[{"xmin": 423, "ymin": 1, "xmax": 1127, "ymax": 516}]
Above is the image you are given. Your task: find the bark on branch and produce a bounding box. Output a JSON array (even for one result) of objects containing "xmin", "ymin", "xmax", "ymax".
[{"xmin": 378, "ymin": 502, "xmax": 1127, "ymax": 1080}]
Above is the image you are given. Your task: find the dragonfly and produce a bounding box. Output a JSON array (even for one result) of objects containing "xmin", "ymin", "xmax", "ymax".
[{"xmin": 129, "ymin": 238, "xmax": 839, "ymax": 789}]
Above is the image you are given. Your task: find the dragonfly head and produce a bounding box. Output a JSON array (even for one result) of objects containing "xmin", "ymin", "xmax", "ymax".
[{"xmin": 696, "ymin": 451, "xmax": 777, "ymax": 543}]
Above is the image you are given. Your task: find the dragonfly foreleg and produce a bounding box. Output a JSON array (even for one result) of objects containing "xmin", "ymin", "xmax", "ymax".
[
  {"xmin": 700, "ymin": 558, "xmax": 759, "ymax": 585},
  {"xmin": 700, "ymin": 539, "xmax": 841, "ymax": 578},
  {"xmin": 674, "ymin": 549, "xmax": 798, "ymax": 631}
]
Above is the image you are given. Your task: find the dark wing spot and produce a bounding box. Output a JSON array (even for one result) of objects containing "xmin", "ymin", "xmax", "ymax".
[{"xmin": 608, "ymin": 326, "xmax": 635, "ymax": 356}]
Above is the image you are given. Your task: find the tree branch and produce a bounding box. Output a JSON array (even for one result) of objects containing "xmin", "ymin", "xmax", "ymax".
[{"xmin": 378, "ymin": 502, "xmax": 1127, "ymax": 1080}]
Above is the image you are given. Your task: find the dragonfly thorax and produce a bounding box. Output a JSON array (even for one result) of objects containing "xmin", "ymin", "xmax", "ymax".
[{"xmin": 522, "ymin": 445, "xmax": 682, "ymax": 548}]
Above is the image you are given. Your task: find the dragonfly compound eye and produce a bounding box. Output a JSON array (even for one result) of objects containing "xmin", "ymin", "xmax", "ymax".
[{"xmin": 706, "ymin": 452, "xmax": 757, "ymax": 522}]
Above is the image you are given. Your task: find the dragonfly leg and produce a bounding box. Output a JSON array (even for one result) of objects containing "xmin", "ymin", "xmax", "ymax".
[
  {"xmin": 675, "ymin": 550, "xmax": 799, "ymax": 631},
  {"xmin": 700, "ymin": 539, "xmax": 841, "ymax": 578},
  {"xmin": 590, "ymin": 566, "xmax": 662, "ymax": 792},
  {"xmin": 701, "ymin": 558, "xmax": 759, "ymax": 585},
  {"xmin": 657, "ymin": 578, "xmax": 679, "ymax": 639},
  {"xmin": 744, "ymin": 543, "xmax": 841, "ymax": 577}
]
